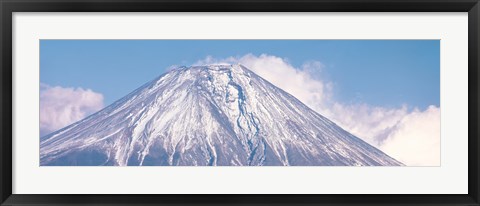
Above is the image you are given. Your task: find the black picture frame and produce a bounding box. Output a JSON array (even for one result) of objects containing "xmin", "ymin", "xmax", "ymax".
[{"xmin": 1, "ymin": 0, "xmax": 479, "ymax": 205}]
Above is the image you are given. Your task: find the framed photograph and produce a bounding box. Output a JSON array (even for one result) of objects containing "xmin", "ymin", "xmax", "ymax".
[{"xmin": 1, "ymin": 0, "xmax": 479, "ymax": 205}]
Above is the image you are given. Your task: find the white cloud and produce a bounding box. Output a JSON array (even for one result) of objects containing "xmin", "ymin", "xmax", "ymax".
[
  {"xmin": 326, "ymin": 103, "xmax": 409, "ymax": 144},
  {"xmin": 380, "ymin": 106, "xmax": 440, "ymax": 166},
  {"xmin": 194, "ymin": 54, "xmax": 440, "ymax": 166},
  {"xmin": 327, "ymin": 103, "xmax": 440, "ymax": 166},
  {"xmin": 40, "ymin": 84, "xmax": 104, "ymax": 137}
]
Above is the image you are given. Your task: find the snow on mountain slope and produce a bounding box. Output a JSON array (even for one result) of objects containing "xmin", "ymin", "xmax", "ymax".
[{"xmin": 40, "ymin": 64, "xmax": 403, "ymax": 166}]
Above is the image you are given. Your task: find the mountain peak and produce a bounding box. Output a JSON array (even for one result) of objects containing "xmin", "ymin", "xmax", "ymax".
[
  {"xmin": 173, "ymin": 64, "xmax": 246, "ymax": 73},
  {"xmin": 40, "ymin": 64, "xmax": 403, "ymax": 166}
]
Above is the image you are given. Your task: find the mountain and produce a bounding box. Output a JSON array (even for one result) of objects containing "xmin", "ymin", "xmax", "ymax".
[{"xmin": 40, "ymin": 64, "xmax": 403, "ymax": 166}]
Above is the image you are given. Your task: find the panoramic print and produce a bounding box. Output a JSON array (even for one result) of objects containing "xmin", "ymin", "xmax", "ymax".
[{"xmin": 39, "ymin": 40, "xmax": 440, "ymax": 166}]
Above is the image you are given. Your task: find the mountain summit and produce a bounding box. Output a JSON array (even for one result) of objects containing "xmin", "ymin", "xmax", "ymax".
[{"xmin": 40, "ymin": 64, "xmax": 403, "ymax": 166}]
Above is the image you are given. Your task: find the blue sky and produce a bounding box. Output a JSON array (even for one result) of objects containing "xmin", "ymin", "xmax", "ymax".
[{"xmin": 40, "ymin": 40, "xmax": 440, "ymax": 109}]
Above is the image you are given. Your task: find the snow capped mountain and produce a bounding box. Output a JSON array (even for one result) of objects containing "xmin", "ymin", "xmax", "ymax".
[{"xmin": 40, "ymin": 64, "xmax": 403, "ymax": 166}]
